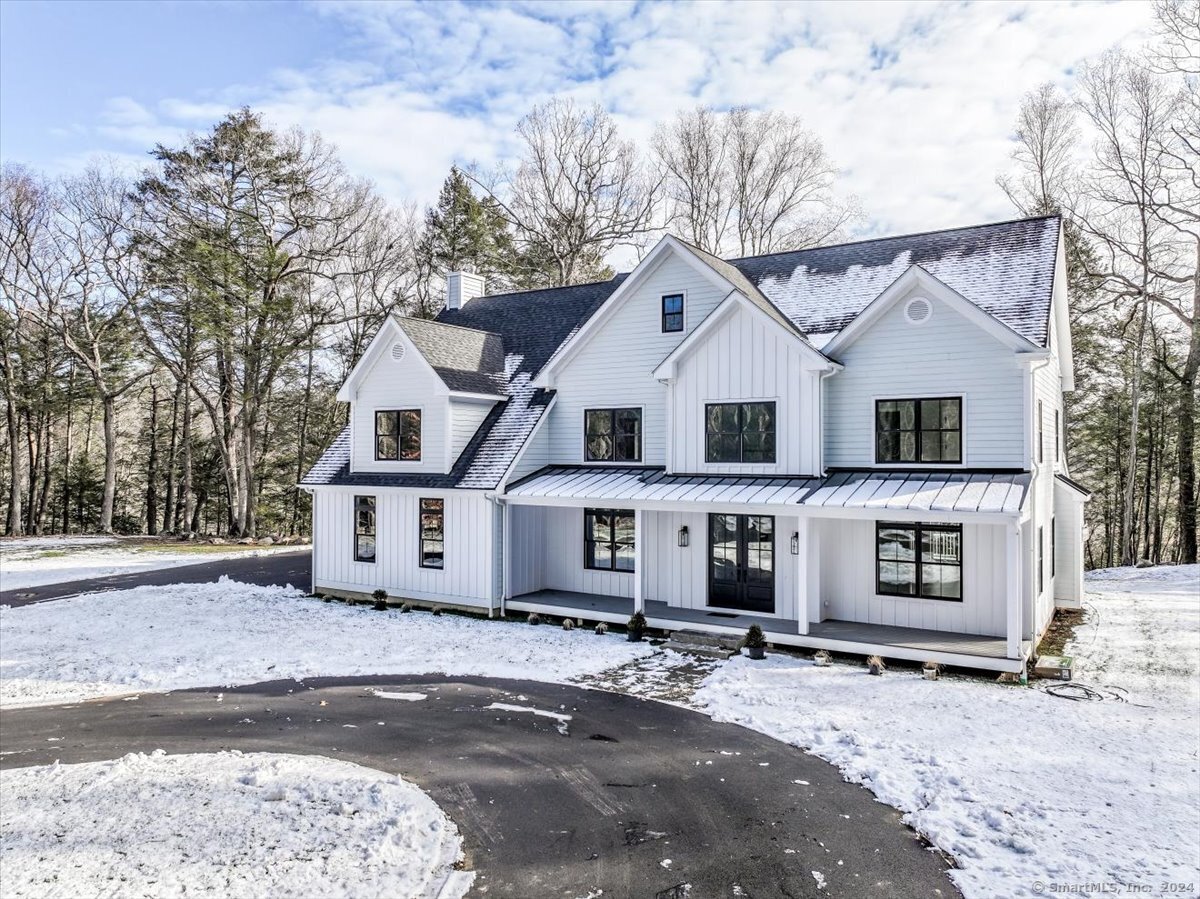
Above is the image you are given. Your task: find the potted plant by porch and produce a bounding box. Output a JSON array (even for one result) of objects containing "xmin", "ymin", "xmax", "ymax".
[
  {"xmin": 922, "ymin": 660, "xmax": 942, "ymax": 680},
  {"xmin": 813, "ymin": 649, "xmax": 832, "ymax": 667},
  {"xmin": 626, "ymin": 611, "xmax": 647, "ymax": 642},
  {"xmin": 741, "ymin": 624, "xmax": 767, "ymax": 660},
  {"xmin": 372, "ymin": 588, "xmax": 388, "ymax": 611}
]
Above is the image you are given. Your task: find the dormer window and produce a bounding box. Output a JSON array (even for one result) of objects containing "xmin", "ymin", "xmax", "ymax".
[
  {"xmin": 376, "ymin": 409, "xmax": 421, "ymax": 461},
  {"xmin": 662, "ymin": 293, "xmax": 684, "ymax": 333}
]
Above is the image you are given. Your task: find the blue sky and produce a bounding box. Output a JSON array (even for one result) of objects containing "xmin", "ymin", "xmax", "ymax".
[{"xmin": 1, "ymin": 0, "xmax": 1154, "ymax": 247}]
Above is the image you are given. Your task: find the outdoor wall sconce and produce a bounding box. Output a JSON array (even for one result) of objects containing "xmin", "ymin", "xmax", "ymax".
[
  {"xmin": 678, "ymin": 525, "xmax": 689, "ymax": 548},
  {"xmin": 790, "ymin": 532, "xmax": 800, "ymax": 554}
]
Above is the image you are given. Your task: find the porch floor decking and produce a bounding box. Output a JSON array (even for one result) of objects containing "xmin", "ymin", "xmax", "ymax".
[{"xmin": 507, "ymin": 589, "xmax": 1008, "ymax": 660}]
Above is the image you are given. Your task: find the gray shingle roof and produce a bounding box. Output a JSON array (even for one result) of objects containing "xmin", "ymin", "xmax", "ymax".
[
  {"xmin": 302, "ymin": 277, "xmax": 625, "ymax": 489},
  {"xmin": 731, "ymin": 215, "xmax": 1060, "ymax": 347},
  {"xmin": 395, "ymin": 316, "xmax": 506, "ymax": 397}
]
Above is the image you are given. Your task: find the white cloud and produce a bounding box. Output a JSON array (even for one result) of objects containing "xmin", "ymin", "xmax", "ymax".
[{"xmin": 46, "ymin": 0, "xmax": 1155, "ymax": 255}]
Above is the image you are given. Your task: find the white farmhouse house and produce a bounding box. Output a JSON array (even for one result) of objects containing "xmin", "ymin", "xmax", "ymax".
[{"xmin": 302, "ymin": 215, "xmax": 1089, "ymax": 674}]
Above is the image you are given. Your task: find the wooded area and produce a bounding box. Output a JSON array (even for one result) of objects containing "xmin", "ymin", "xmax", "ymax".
[{"xmin": 1, "ymin": 1, "xmax": 1195, "ymax": 567}]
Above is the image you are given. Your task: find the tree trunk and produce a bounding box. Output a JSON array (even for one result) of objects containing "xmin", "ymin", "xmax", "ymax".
[
  {"xmin": 179, "ymin": 385, "xmax": 194, "ymax": 535},
  {"xmin": 34, "ymin": 410, "xmax": 51, "ymax": 535},
  {"xmin": 1177, "ymin": 247, "xmax": 1199, "ymax": 563},
  {"xmin": 1122, "ymin": 303, "xmax": 1149, "ymax": 566},
  {"xmin": 100, "ymin": 394, "xmax": 117, "ymax": 534},
  {"xmin": 163, "ymin": 380, "xmax": 179, "ymax": 534},
  {"xmin": 62, "ymin": 365, "xmax": 74, "ymax": 534},
  {"xmin": 146, "ymin": 383, "xmax": 159, "ymax": 536},
  {"xmin": 5, "ymin": 395, "xmax": 22, "ymax": 536}
]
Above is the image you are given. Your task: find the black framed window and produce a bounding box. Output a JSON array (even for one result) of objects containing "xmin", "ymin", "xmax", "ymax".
[
  {"xmin": 875, "ymin": 398, "xmax": 961, "ymax": 464},
  {"xmin": 584, "ymin": 408, "xmax": 642, "ymax": 462},
  {"xmin": 376, "ymin": 409, "xmax": 421, "ymax": 461},
  {"xmin": 662, "ymin": 293, "xmax": 684, "ymax": 333},
  {"xmin": 584, "ymin": 508, "xmax": 635, "ymax": 572},
  {"xmin": 1051, "ymin": 517, "xmax": 1056, "ymax": 577},
  {"xmin": 1038, "ymin": 525, "xmax": 1044, "ymax": 593},
  {"xmin": 876, "ymin": 522, "xmax": 962, "ymax": 601},
  {"xmin": 419, "ymin": 498, "xmax": 444, "ymax": 569},
  {"xmin": 705, "ymin": 402, "xmax": 776, "ymax": 463},
  {"xmin": 354, "ymin": 495, "xmax": 376, "ymax": 563}
]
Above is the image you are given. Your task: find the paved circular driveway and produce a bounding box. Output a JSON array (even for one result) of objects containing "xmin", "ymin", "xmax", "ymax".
[{"xmin": 0, "ymin": 675, "xmax": 958, "ymax": 899}]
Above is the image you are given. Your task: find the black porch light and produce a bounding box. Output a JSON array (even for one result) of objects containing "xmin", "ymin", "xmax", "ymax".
[{"xmin": 678, "ymin": 525, "xmax": 689, "ymax": 548}]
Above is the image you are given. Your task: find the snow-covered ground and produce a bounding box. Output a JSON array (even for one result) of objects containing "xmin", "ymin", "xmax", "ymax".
[
  {"xmin": 0, "ymin": 535, "xmax": 309, "ymax": 591},
  {"xmin": 697, "ymin": 564, "xmax": 1200, "ymax": 899},
  {"xmin": 0, "ymin": 579, "xmax": 653, "ymax": 707},
  {"xmin": 0, "ymin": 750, "xmax": 472, "ymax": 899}
]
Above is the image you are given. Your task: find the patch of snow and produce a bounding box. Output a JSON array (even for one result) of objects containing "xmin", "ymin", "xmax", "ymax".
[
  {"xmin": 0, "ymin": 537, "xmax": 308, "ymax": 591},
  {"xmin": 0, "ymin": 750, "xmax": 471, "ymax": 898},
  {"xmin": 811, "ymin": 870, "xmax": 827, "ymax": 890},
  {"xmin": 371, "ymin": 690, "xmax": 427, "ymax": 702},
  {"xmin": 697, "ymin": 565, "xmax": 1200, "ymax": 899},
  {"xmin": 484, "ymin": 702, "xmax": 573, "ymax": 736},
  {"xmin": 659, "ymin": 858, "xmax": 673, "ymax": 869},
  {"xmin": 0, "ymin": 578, "xmax": 653, "ymax": 708}
]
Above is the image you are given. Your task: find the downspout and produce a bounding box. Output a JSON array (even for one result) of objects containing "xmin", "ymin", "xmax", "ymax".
[{"xmin": 485, "ymin": 492, "xmax": 505, "ymax": 619}]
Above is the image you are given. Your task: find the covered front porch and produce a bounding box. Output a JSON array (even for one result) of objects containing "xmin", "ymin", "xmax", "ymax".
[
  {"xmin": 501, "ymin": 466, "xmax": 1034, "ymax": 673},
  {"xmin": 505, "ymin": 588, "xmax": 1015, "ymax": 670}
]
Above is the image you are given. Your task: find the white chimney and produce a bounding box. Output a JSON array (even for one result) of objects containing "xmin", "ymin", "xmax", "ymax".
[{"xmin": 446, "ymin": 271, "xmax": 487, "ymax": 310}]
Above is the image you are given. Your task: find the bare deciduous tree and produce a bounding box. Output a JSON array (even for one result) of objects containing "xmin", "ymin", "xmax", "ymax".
[
  {"xmin": 654, "ymin": 106, "xmax": 859, "ymax": 257},
  {"xmin": 997, "ymin": 83, "xmax": 1079, "ymax": 215},
  {"xmin": 471, "ymin": 99, "xmax": 660, "ymax": 287}
]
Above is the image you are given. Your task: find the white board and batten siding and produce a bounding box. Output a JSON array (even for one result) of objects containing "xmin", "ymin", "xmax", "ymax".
[
  {"xmin": 312, "ymin": 488, "xmax": 495, "ymax": 608},
  {"xmin": 813, "ymin": 518, "xmax": 1009, "ymax": 637},
  {"xmin": 668, "ymin": 302, "xmax": 821, "ymax": 475},
  {"xmin": 544, "ymin": 253, "xmax": 732, "ymax": 466},
  {"xmin": 349, "ymin": 351, "xmax": 448, "ymax": 475},
  {"xmin": 824, "ymin": 287, "xmax": 1026, "ymax": 469}
]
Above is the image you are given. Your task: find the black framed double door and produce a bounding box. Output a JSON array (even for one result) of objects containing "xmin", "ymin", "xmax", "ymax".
[{"xmin": 708, "ymin": 514, "xmax": 775, "ymax": 613}]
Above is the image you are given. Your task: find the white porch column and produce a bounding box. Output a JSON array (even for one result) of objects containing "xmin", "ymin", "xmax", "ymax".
[
  {"xmin": 1006, "ymin": 522, "xmax": 1022, "ymax": 660},
  {"xmin": 634, "ymin": 507, "xmax": 645, "ymax": 614},
  {"xmin": 501, "ymin": 501, "xmax": 511, "ymax": 616},
  {"xmin": 795, "ymin": 517, "xmax": 809, "ymax": 635}
]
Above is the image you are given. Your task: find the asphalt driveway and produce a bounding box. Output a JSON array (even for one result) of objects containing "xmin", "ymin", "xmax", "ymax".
[
  {"xmin": 0, "ymin": 549, "xmax": 312, "ymax": 607},
  {"xmin": 0, "ymin": 674, "xmax": 958, "ymax": 899}
]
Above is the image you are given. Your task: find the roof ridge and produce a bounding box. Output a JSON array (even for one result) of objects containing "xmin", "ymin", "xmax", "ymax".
[
  {"xmin": 722, "ymin": 213, "xmax": 1061, "ymax": 266},
  {"xmin": 465, "ymin": 275, "xmax": 624, "ymax": 302},
  {"xmin": 396, "ymin": 313, "xmax": 504, "ymax": 340}
]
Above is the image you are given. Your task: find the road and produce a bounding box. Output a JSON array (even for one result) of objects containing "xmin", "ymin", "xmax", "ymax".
[
  {"xmin": 0, "ymin": 549, "xmax": 312, "ymax": 607},
  {"xmin": 0, "ymin": 675, "xmax": 958, "ymax": 899}
]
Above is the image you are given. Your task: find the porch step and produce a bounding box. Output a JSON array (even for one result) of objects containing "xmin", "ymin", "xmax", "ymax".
[{"xmin": 663, "ymin": 629, "xmax": 741, "ymax": 659}]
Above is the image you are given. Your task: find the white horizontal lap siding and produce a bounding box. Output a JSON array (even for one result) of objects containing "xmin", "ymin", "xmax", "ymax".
[
  {"xmin": 351, "ymin": 352, "xmax": 447, "ymax": 474},
  {"xmin": 449, "ymin": 398, "xmax": 495, "ymax": 465},
  {"xmin": 824, "ymin": 291, "xmax": 1025, "ymax": 468},
  {"xmin": 312, "ymin": 488, "xmax": 493, "ymax": 606},
  {"xmin": 670, "ymin": 302, "xmax": 818, "ymax": 475},
  {"xmin": 546, "ymin": 255, "xmax": 729, "ymax": 466},
  {"xmin": 813, "ymin": 518, "xmax": 1007, "ymax": 637}
]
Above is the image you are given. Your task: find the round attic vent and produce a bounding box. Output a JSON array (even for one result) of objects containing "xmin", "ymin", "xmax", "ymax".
[
  {"xmin": 390, "ymin": 342, "xmax": 406, "ymax": 361},
  {"xmin": 904, "ymin": 296, "xmax": 933, "ymax": 324}
]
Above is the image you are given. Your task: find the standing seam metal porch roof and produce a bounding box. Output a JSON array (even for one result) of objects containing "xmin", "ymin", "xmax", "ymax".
[{"xmin": 505, "ymin": 467, "xmax": 1031, "ymax": 515}]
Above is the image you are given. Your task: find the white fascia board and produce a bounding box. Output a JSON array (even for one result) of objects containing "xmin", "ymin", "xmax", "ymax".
[
  {"xmin": 449, "ymin": 391, "xmax": 506, "ymax": 403},
  {"xmin": 534, "ymin": 235, "xmax": 745, "ymax": 388},
  {"xmin": 823, "ymin": 265, "xmax": 1042, "ymax": 358},
  {"xmin": 336, "ymin": 317, "xmax": 450, "ymax": 401},
  {"xmin": 652, "ymin": 290, "xmax": 834, "ymax": 381}
]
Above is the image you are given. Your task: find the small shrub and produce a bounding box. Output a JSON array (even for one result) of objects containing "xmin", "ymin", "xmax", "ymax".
[
  {"xmin": 432, "ymin": 606, "xmax": 443, "ymax": 616},
  {"xmin": 372, "ymin": 588, "xmax": 388, "ymax": 611},
  {"xmin": 528, "ymin": 612, "xmax": 541, "ymax": 626},
  {"xmin": 562, "ymin": 618, "xmax": 575, "ymax": 631},
  {"xmin": 741, "ymin": 623, "xmax": 766, "ymax": 649},
  {"xmin": 866, "ymin": 655, "xmax": 886, "ymax": 675},
  {"xmin": 401, "ymin": 602, "xmax": 413, "ymax": 613},
  {"xmin": 627, "ymin": 611, "xmax": 647, "ymax": 632},
  {"xmin": 813, "ymin": 649, "xmax": 832, "ymax": 666}
]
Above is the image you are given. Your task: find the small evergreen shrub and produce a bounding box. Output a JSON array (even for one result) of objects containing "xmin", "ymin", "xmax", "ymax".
[
  {"xmin": 432, "ymin": 606, "xmax": 443, "ymax": 616},
  {"xmin": 372, "ymin": 589, "xmax": 388, "ymax": 611},
  {"xmin": 741, "ymin": 624, "xmax": 766, "ymax": 649},
  {"xmin": 528, "ymin": 612, "xmax": 541, "ymax": 625}
]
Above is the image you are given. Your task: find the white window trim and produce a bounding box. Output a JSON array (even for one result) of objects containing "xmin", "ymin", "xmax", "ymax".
[
  {"xmin": 661, "ymin": 289, "xmax": 688, "ymax": 335},
  {"xmin": 700, "ymin": 396, "xmax": 783, "ymax": 471},
  {"xmin": 580, "ymin": 405, "xmax": 648, "ymax": 466},
  {"xmin": 370, "ymin": 404, "xmax": 426, "ymax": 466},
  {"xmin": 868, "ymin": 392, "xmax": 968, "ymax": 469}
]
